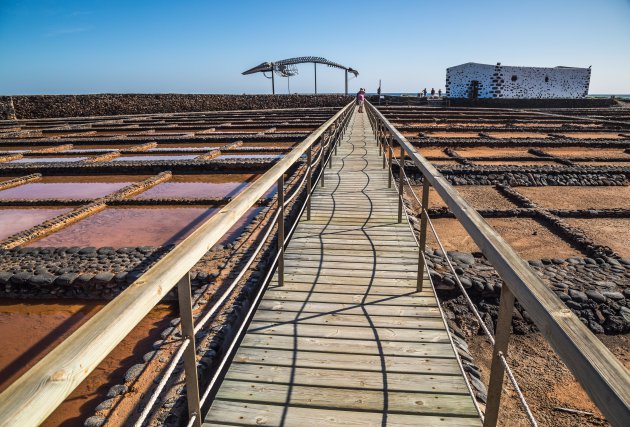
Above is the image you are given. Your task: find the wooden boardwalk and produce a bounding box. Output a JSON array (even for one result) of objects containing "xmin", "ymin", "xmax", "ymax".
[{"xmin": 205, "ymin": 110, "xmax": 481, "ymax": 426}]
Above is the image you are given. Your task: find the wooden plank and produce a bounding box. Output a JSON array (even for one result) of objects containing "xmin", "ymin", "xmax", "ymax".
[
  {"xmin": 246, "ymin": 322, "xmax": 449, "ymax": 343},
  {"xmin": 282, "ymin": 259, "xmax": 419, "ymax": 272},
  {"xmin": 214, "ymin": 381, "xmax": 478, "ymax": 416},
  {"xmin": 262, "ymin": 291, "xmax": 437, "ymax": 306},
  {"xmin": 281, "ymin": 273, "xmax": 424, "ymax": 287},
  {"xmin": 251, "ymin": 310, "xmax": 443, "ymax": 329},
  {"xmin": 205, "ymin": 400, "xmax": 482, "ymax": 427},
  {"xmin": 239, "ymin": 334, "xmax": 456, "ymax": 358},
  {"xmin": 267, "ymin": 282, "xmax": 430, "ymax": 295},
  {"xmin": 224, "ymin": 363, "xmax": 467, "ymax": 393}
]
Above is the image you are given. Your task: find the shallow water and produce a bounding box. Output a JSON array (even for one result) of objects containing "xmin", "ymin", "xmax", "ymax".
[
  {"xmin": 0, "ymin": 208, "xmax": 72, "ymax": 240},
  {"xmin": 218, "ymin": 154, "xmax": 282, "ymax": 160},
  {"xmin": 29, "ymin": 206, "xmax": 218, "ymax": 247},
  {"xmin": 112, "ymin": 154, "xmax": 199, "ymax": 162},
  {"xmin": 10, "ymin": 156, "xmax": 87, "ymax": 163},
  {"xmin": 134, "ymin": 180, "xmax": 250, "ymax": 199},
  {"xmin": 0, "ymin": 182, "xmax": 132, "ymax": 200}
]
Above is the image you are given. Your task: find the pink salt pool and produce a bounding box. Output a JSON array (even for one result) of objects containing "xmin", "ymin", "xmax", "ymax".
[
  {"xmin": 0, "ymin": 208, "xmax": 72, "ymax": 240},
  {"xmin": 29, "ymin": 207, "xmax": 218, "ymax": 247},
  {"xmin": 10, "ymin": 157, "xmax": 87, "ymax": 163},
  {"xmin": 112, "ymin": 155, "xmax": 199, "ymax": 162},
  {"xmin": 0, "ymin": 182, "xmax": 132, "ymax": 200},
  {"xmin": 134, "ymin": 181, "xmax": 250, "ymax": 199}
]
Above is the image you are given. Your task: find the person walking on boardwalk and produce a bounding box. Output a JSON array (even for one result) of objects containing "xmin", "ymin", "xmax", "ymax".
[
  {"xmin": 356, "ymin": 88, "xmax": 366, "ymax": 113},
  {"xmin": 431, "ymin": 88, "xmax": 436, "ymax": 97},
  {"xmin": 438, "ymin": 89, "xmax": 442, "ymax": 97},
  {"xmin": 422, "ymin": 88, "xmax": 427, "ymax": 97}
]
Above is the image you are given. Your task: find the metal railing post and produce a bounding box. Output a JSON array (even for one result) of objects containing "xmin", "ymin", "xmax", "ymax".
[
  {"xmin": 484, "ymin": 285, "xmax": 516, "ymax": 427},
  {"xmin": 417, "ymin": 179, "xmax": 430, "ymax": 291},
  {"xmin": 176, "ymin": 272, "xmax": 202, "ymax": 427},
  {"xmin": 307, "ymin": 148, "xmax": 312, "ymax": 221},
  {"xmin": 277, "ymin": 176, "xmax": 285, "ymax": 287},
  {"xmin": 397, "ymin": 149, "xmax": 404, "ymax": 223}
]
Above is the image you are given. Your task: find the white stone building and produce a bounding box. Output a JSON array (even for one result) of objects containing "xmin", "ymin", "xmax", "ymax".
[{"xmin": 445, "ymin": 62, "xmax": 591, "ymax": 99}]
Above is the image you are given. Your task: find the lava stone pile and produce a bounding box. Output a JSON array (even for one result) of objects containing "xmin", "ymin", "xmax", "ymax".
[
  {"xmin": 0, "ymin": 94, "xmax": 350, "ymax": 120},
  {"xmin": 428, "ymin": 250, "xmax": 630, "ymax": 334}
]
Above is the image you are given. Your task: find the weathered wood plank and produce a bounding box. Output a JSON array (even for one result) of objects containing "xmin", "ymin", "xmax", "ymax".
[
  {"xmin": 239, "ymin": 334, "xmax": 455, "ymax": 358},
  {"xmin": 205, "ymin": 400, "xmax": 482, "ymax": 427},
  {"xmin": 215, "ymin": 381, "xmax": 479, "ymax": 416},
  {"xmin": 224, "ymin": 364, "xmax": 468, "ymax": 393}
]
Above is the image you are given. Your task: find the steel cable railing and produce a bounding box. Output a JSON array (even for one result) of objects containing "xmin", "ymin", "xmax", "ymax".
[{"xmin": 365, "ymin": 101, "xmax": 629, "ymax": 427}]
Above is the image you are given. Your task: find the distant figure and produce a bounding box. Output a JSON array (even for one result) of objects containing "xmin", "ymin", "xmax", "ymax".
[
  {"xmin": 431, "ymin": 88, "xmax": 435, "ymax": 97},
  {"xmin": 357, "ymin": 88, "xmax": 366, "ymax": 113},
  {"xmin": 422, "ymin": 88, "xmax": 427, "ymax": 97},
  {"xmin": 438, "ymin": 89, "xmax": 442, "ymax": 97}
]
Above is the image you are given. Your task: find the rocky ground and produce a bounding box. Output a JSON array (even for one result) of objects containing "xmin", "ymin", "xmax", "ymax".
[{"xmin": 0, "ymin": 94, "xmax": 350, "ymax": 120}]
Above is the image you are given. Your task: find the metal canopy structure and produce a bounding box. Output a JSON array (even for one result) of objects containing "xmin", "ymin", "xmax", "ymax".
[{"xmin": 242, "ymin": 56, "xmax": 359, "ymax": 95}]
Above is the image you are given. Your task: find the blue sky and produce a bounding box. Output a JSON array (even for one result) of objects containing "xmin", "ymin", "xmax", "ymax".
[{"xmin": 1, "ymin": 0, "xmax": 629, "ymax": 95}]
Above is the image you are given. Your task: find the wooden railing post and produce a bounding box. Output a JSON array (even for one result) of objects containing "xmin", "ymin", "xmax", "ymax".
[
  {"xmin": 484, "ymin": 285, "xmax": 516, "ymax": 427},
  {"xmin": 417, "ymin": 179, "xmax": 430, "ymax": 291},
  {"xmin": 388, "ymin": 144, "xmax": 393, "ymax": 188},
  {"xmin": 277, "ymin": 176, "xmax": 285, "ymax": 287},
  {"xmin": 382, "ymin": 137, "xmax": 387, "ymax": 169},
  {"xmin": 397, "ymin": 148, "xmax": 404, "ymax": 223},
  {"xmin": 177, "ymin": 272, "xmax": 202, "ymax": 427},
  {"xmin": 307, "ymin": 148, "xmax": 312, "ymax": 221}
]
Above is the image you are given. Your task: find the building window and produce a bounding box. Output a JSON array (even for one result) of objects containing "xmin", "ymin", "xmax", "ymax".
[
  {"xmin": 511, "ymin": 75, "xmax": 518, "ymax": 82},
  {"xmin": 545, "ymin": 76, "xmax": 549, "ymax": 82}
]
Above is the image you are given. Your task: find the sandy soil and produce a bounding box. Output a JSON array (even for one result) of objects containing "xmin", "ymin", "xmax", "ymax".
[
  {"xmin": 486, "ymin": 132, "xmax": 549, "ymax": 138},
  {"xmin": 425, "ymin": 132, "xmax": 480, "ymax": 138},
  {"xmin": 472, "ymin": 160, "xmax": 560, "ymax": 166},
  {"xmin": 564, "ymin": 218, "xmax": 630, "ymax": 257},
  {"xmin": 425, "ymin": 217, "xmax": 581, "ymax": 259},
  {"xmin": 454, "ymin": 147, "xmax": 536, "ymax": 157},
  {"xmin": 469, "ymin": 333, "xmax": 629, "ymax": 426},
  {"xmin": 542, "ymin": 148, "xmax": 628, "ymax": 158},
  {"xmin": 557, "ymin": 132, "xmax": 623, "ymax": 139},
  {"xmin": 408, "ymin": 185, "xmax": 448, "ymax": 209},
  {"xmin": 455, "ymin": 186, "xmax": 518, "ymax": 210},
  {"xmin": 576, "ymin": 161, "xmax": 630, "ymax": 166},
  {"xmin": 517, "ymin": 186, "xmax": 630, "ymax": 210}
]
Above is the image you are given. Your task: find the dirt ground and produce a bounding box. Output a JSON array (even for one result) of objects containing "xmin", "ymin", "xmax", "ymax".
[
  {"xmin": 486, "ymin": 132, "xmax": 549, "ymax": 138},
  {"xmin": 564, "ymin": 218, "xmax": 630, "ymax": 257},
  {"xmin": 557, "ymin": 132, "xmax": 623, "ymax": 139},
  {"xmin": 517, "ymin": 186, "xmax": 630, "ymax": 210},
  {"xmin": 425, "ymin": 217, "xmax": 582, "ymax": 259},
  {"xmin": 469, "ymin": 333, "xmax": 629, "ymax": 426},
  {"xmin": 472, "ymin": 160, "xmax": 560, "ymax": 166},
  {"xmin": 453, "ymin": 147, "xmax": 536, "ymax": 157},
  {"xmin": 455, "ymin": 186, "xmax": 517, "ymax": 210},
  {"xmin": 542, "ymin": 148, "xmax": 628, "ymax": 157}
]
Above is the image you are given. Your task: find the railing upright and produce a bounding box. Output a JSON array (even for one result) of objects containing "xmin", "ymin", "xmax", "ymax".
[
  {"xmin": 277, "ymin": 175, "xmax": 285, "ymax": 287},
  {"xmin": 417, "ymin": 179, "xmax": 430, "ymax": 291},
  {"xmin": 176, "ymin": 272, "xmax": 202, "ymax": 427},
  {"xmin": 484, "ymin": 285, "xmax": 516, "ymax": 427}
]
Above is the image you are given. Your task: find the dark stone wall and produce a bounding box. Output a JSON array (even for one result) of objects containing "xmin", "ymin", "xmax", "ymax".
[
  {"xmin": 0, "ymin": 94, "xmax": 351, "ymax": 119},
  {"xmin": 446, "ymin": 97, "xmax": 615, "ymax": 108}
]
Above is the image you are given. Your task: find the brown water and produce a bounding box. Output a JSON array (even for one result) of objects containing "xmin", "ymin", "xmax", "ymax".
[
  {"xmin": 0, "ymin": 182, "xmax": 132, "ymax": 200},
  {"xmin": 10, "ymin": 157, "xmax": 87, "ymax": 163},
  {"xmin": 112, "ymin": 155, "xmax": 199, "ymax": 162},
  {"xmin": 0, "ymin": 300, "xmax": 174, "ymax": 427},
  {"xmin": 217, "ymin": 154, "xmax": 282, "ymax": 160},
  {"xmin": 0, "ymin": 207, "xmax": 72, "ymax": 240},
  {"xmin": 29, "ymin": 206, "xmax": 217, "ymax": 247}
]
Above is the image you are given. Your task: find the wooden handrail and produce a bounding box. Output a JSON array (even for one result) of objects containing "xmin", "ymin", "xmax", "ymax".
[
  {"xmin": 366, "ymin": 101, "xmax": 630, "ymax": 426},
  {"xmin": 0, "ymin": 102, "xmax": 354, "ymax": 427}
]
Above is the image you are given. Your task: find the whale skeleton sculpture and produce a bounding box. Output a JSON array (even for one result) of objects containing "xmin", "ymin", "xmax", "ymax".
[{"xmin": 242, "ymin": 56, "xmax": 359, "ymax": 95}]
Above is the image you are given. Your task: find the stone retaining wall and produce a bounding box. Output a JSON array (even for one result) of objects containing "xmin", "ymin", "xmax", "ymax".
[{"xmin": 0, "ymin": 94, "xmax": 350, "ymax": 120}]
